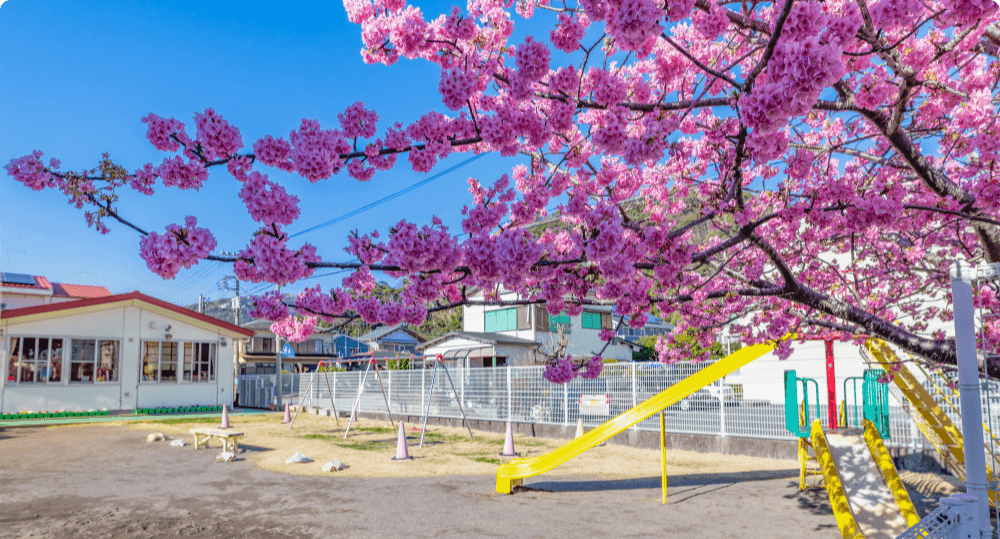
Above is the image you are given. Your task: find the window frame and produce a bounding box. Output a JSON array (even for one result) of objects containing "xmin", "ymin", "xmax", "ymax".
[
  {"xmin": 141, "ymin": 340, "xmax": 217, "ymax": 384},
  {"xmin": 6, "ymin": 334, "xmax": 120, "ymax": 386}
]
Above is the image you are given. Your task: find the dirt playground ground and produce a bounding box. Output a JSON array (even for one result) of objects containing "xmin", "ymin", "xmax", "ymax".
[{"xmin": 0, "ymin": 412, "xmax": 956, "ymax": 538}]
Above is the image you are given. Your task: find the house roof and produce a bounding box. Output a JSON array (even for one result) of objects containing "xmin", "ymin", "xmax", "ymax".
[
  {"xmin": 417, "ymin": 331, "xmax": 540, "ymax": 350},
  {"xmin": 358, "ymin": 323, "xmax": 425, "ymax": 343},
  {"xmin": 51, "ymin": 282, "xmax": 112, "ymax": 299},
  {"xmin": 241, "ymin": 319, "xmax": 276, "ymax": 331},
  {"xmin": 1, "ymin": 291, "xmax": 254, "ymax": 338},
  {"xmin": 0, "ymin": 273, "xmax": 50, "ymax": 290}
]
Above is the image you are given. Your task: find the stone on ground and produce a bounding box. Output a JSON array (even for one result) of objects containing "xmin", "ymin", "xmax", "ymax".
[
  {"xmin": 322, "ymin": 460, "xmax": 348, "ymax": 472},
  {"xmin": 217, "ymin": 452, "xmax": 236, "ymax": 462},
  {"xmin": 286, "ymin": 452, "xmax": 313, "ymax": 464},
  {"xmin": 146, "ymin": 432, "xmax": 166, "ymax": 442}
]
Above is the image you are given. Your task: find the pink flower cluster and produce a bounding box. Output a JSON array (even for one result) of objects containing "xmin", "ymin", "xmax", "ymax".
[
  {"xmin": 238, "ymin": 171, "xmax": 301, "ymax": 225},
  {"xmin": 550, "ymin": 12, "xmax": 586, "ymax": 53},
  {"xmin": 138, "ymin": 216, "xmax": 217, "ymax": 279},
  {"xmin": 249, "ymin": 291, "xmax": 290, "ymax": 321},
  {"xmin": 194, "ymin": 108, "xmax": 243, "ymax": 159},
  {"xmin": 288, "ymin": 119, "xmax": 351, "ymax": 182},
  {"xmin": 157, "ymin": 156, "xmax": 209, "ymax": 190},
  {"xmin": 234, "ymin": 231, "xmax": 319, "ymax": 285},
  {"xmin": 270, "ymin": 315, "xmax": 318, "ymax": 343},
  {"xmin": 5, "ymin": 151, "xmax": 56, "ymax": 191},
  {"xmin": 141, "ymin": 113, "xmax": 187, "ymax": 152},
  {"xmin": 543, "ymin": 357, "xmax": 576, "ymax": 384}
]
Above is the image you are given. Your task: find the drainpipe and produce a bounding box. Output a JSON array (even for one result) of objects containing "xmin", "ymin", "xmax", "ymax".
[{"xmin": 950, "ymin": 260, "xmax": 990, "ymax": 537}]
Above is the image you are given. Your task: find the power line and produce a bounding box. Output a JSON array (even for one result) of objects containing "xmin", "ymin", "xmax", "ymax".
[{"xmin": 288, "ymin": 153, "xmax": 486, "ymax": 239}]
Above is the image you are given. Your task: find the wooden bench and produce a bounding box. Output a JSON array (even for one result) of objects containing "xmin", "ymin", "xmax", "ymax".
[{"xmin": 189, "ymin": 428, "xmax": 244, "ymax": 453}]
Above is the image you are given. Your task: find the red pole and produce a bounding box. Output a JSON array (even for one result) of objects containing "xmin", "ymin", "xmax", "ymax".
[{"xmin": 825, "ymin": 339, "xmax": 838, "ymax": 430}]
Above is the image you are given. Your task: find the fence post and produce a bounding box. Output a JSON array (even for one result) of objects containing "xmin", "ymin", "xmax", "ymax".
[
  {"xmin": 720, "ymin": 395, "xmax": 726, "ymax": 436},
  {"xmin": 507, "ymin": 365, "xmax": 512, "ymax": 421},
  {"xmin": 564, "ymin": 381, "xmax": 569, "ymax": 425},
  {"xmin": 332, "ymin": 370, "xmax": 337, "ymax": 413},
  {"xmin": 387, "ymin": 368, "xmax": 392, "ymax": 414}
]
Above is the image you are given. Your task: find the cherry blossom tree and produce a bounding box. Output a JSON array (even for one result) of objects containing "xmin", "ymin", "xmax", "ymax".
[{"xmin": 7, "ymin": 0, "xmax": 1000, "ymax": 381}]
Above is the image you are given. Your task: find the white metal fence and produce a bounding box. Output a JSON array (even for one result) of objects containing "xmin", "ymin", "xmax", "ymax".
[{"xmin": 237, "ymin": 356, "xmax": 1000, "ymax": 451}]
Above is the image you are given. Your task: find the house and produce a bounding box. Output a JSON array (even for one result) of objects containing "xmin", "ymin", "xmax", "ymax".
[
  {"xmin": 314, "ymin": 328, "xmax": 370, "ymax": 358},
  {"xmin": 1, "ymin": 272, "xmax": 112, "ymax": 310},
  {"xmin": 614, "ymin": 314, "xmax": 674, "ymax": 345},
  {"xmin": 0, "ymin": 291, "xmax": 253, "ymax": 413},
  {"xmin": 453, "ymin": 289, "xmax": 640, "ymax": 366},
  {"xmin": 417, "ymin": 331, "xmax": 540, "ymax": 368},
  {"xmin": 236, "ymin": 320, "xmax": 338, "ymax": 375},
  {"xmin": 358, "ymin": 324, "xmax": 425, "ymax": 353}
]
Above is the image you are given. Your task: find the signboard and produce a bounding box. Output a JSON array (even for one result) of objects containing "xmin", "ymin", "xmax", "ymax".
[
  {"xmin": 579, "ymin": 394, "xmax": 610, "ymax": 416},
  {"xmin": 280, "ymin": 342, "xmax": 296, "ymax": 358}
]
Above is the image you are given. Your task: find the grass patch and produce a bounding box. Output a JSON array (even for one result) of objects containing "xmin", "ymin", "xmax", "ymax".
[
  {"xmin": 141, "ymin": 417, "xmax": 220, "ymax": 425},
  {"xmin": 337, "ymin": 440, "xmax": 392, "ymax": 452},
  {"xmin": 300, "ymin": 434, "xmax": 337, "ymax": 441},
  {"xmin": 474, "ymin": 456, "xmax": 501, "ymax": 465},
  {"xmin": 352, "ymin": 426, "xmax": 394, "ymax": 434}
]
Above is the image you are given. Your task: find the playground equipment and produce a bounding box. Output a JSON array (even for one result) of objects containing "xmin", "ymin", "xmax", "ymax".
[
  {"xmin": 345, "ymin": 359, "xmax": 395, "ymax": 437},
  {"xmin": 287, "ymin": 361, "xmax": 340, "ymax": 429},
  {"xmin": 812, "ymin": 419, "xmax": 920, "ymax": 538},
  {"xmin": 785, "ymin": 368, "xmax": 920, "ymax": 537},
  {"xmin": 862, "ymin": 339, "xmax": 1000, "ymax": 507},
  {"xmin": 494, "ymin": 342, "xmax": 775, "ymax": 494},
  {"xmin": 419, "ymin": 354, "xmax": 475, "ymax": 447}
]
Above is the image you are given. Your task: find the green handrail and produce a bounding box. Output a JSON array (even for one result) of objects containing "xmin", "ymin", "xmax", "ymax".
[{"xmin": 785, "ymin": 370, "xmax": 821, "ymax": 438}]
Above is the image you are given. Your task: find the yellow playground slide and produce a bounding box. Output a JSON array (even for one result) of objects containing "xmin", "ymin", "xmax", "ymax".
[
  {"xmin": 496, "ymin": 342, "xmax": 776, "ymax": 494},
  {"xmin": 810, "ymin": 419, "xmax": 920, "ymax": 539}
]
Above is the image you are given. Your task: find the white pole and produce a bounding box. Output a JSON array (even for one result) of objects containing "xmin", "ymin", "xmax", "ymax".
[{"xmin": 951, "ymin": 260, "xmax": 990, "ymax": 537}]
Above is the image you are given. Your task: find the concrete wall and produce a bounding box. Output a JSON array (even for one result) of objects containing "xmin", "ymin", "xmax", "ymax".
[{"xmin": 1, "ymin": 305, "xmax": 236, "ymax": 412}]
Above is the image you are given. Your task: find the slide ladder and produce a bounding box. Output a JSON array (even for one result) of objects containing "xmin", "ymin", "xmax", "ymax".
[
  {"xmin": 495, "ymin": 342, "xmax": 776, "ymax": 494},
  {"xmin": 862, "ymin": 339, "xmax": 1000, "ymax": 503},
  {"xmin": 811, "ymin": 419, "xmax": 921, "ymax": 538}
]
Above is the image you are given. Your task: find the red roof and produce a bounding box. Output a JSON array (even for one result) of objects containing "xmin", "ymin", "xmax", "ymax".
[
  {"xmin": 1, "ymin": 291, "xmax": 254, "ymax": 337},
  {"xmin": 51, "ymin": 282, "xmax": 113, "ymax": 299}
]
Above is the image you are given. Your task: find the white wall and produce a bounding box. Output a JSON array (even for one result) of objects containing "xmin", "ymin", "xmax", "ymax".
[
  {"xmin": 725, "ymin": 340, "xmax": 875, "ymax": 405},
  {"xmin": 1, "ymin": 304, "xmax": 237, "ymax": 412}
]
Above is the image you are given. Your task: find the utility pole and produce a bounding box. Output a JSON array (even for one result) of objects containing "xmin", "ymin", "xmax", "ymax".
[
  {"xmin": 198, "ymin": 294, "xmax": 204, "ymax": 314},
  {"xmin": 275, "ymin": 283, "xmax": 283, "ymax": 410}
]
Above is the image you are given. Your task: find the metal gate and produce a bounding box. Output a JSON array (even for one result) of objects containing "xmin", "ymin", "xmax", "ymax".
[{"xmin": 238, "ymin": 375, "xmax": 275, "ymax": 409}]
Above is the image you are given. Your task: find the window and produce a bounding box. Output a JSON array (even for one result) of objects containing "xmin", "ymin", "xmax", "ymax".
[
  {"xmin": 8, "ymin": 336, "xmax": 66, "ymax": 384},
  {"xmin": 516, "ymin": 306, "xmax": 531, "ymax": 330},
  {"xmin": 485, "ymin": 308, "xmax": 517, "ymax": 332},
  {"xmin": 549, "ymin": 312, "xmax": 571, "ymax": 333},
  {"xmin": 148, "ymin": 340, "xmax": 215, "ymax": 383},
  {"xmin": 69, "ymin": 339, "xmax": 119, "ymax": 383},
  {"xmin": 533, "ymin": 306, "xmax": 549, "ymax": 332},
  {"xmin": 142, "ymin": 341, "xmax": 160, "ymax": 382},
  {"xmin": 582, "ymin": 311, "xmax": 613, "ymax": 330},
  {"xmin": 183, "ymin": 342, "xmax": 216, "ymax": 382}
]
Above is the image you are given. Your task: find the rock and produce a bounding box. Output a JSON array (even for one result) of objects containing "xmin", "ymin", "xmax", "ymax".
[
  {"xmin": 216, "ymin": 452, "xmax": 236, "ymax": 462},
  {"xmin": 322, "ymin": 460, "xmax": 348, "ymax": 472},
  {"xmin": 169, "ymin": 439, "xmax": 187, "ymax": 447},
  {"xmin": 146, "ymin": 432, "xmax": 166, "ymax": 442},
  {"xmin": 286, "ymin": 452, "xmax": 313, "ymax": 464}
]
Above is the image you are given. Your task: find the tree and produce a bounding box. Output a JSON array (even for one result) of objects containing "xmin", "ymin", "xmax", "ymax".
[{"xmin": 7, "ymin": 0, "xmax": 1000, "ymax": 382}]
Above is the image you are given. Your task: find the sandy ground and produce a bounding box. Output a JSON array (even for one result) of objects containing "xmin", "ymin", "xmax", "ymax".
[
  {"xmin": 0, "ymin": 413, "xmax": 957, "ymax": 538},
  {"xmin": 124, "ymin": 412, "xmax": 803, "ymax": 480}
]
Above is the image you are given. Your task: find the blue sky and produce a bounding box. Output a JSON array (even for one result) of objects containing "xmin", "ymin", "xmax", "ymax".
[{"xmin": 0, "ymin": 0, "xmax": 556, "ymax": 306}]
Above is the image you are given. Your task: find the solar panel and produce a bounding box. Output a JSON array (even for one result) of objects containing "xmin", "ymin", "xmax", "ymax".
[{"xmin": 0, "ymin": 272, "xmax": 38, "ymax": 285}]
